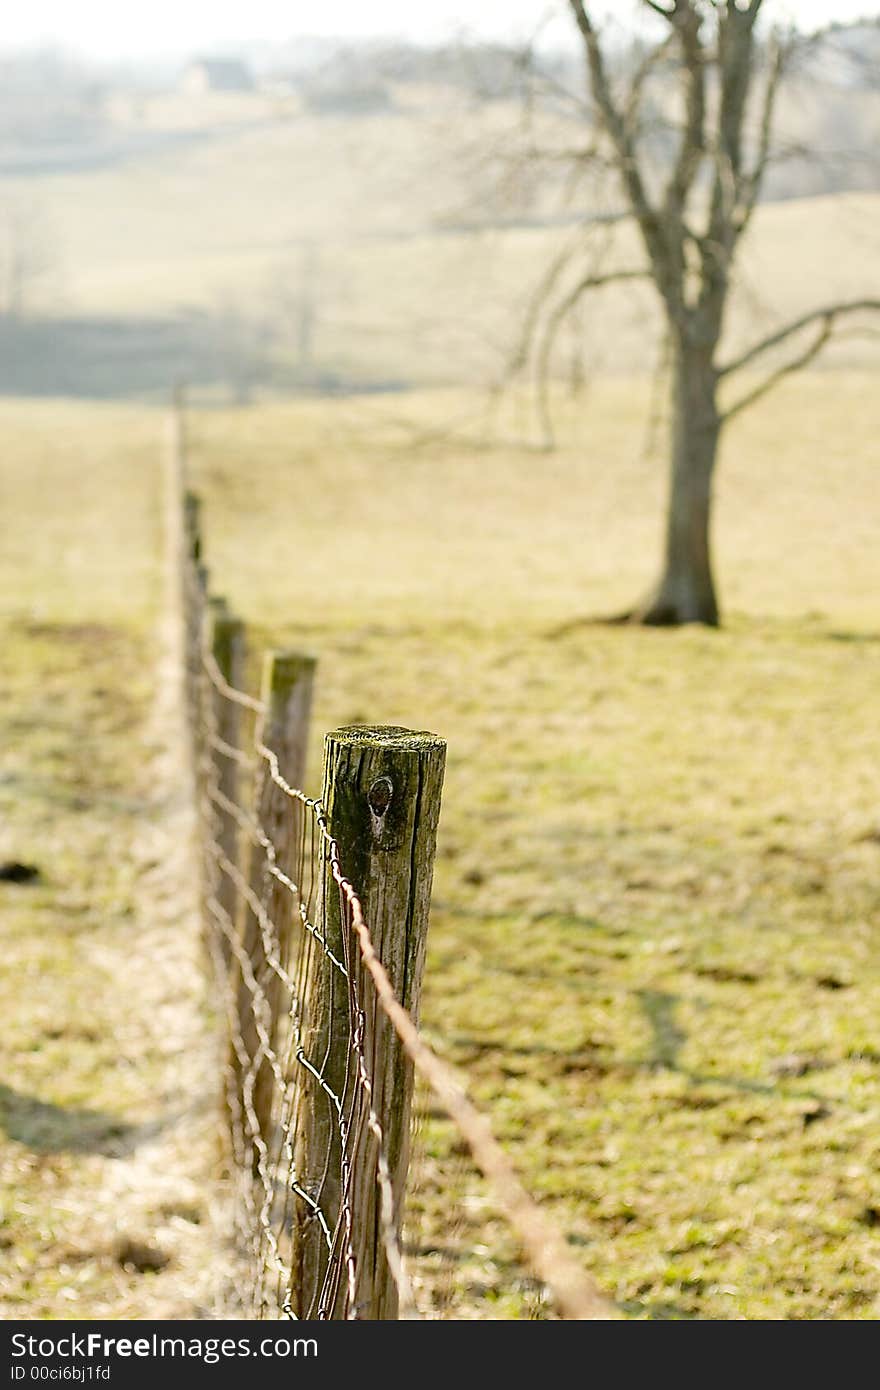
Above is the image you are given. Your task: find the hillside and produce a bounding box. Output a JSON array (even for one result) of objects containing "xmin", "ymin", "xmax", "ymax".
[{"xmin": 0, "ymin": 57, "xmax": 878, "ymax": 399}]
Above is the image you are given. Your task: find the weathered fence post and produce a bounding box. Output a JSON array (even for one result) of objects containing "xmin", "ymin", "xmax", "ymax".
[
  {"xmin": 166, "ymin": 392, "xmax": 186, "ymax": 529},
  {"xmin": 183, "ymin": 491, "xmax": 201, "ymax": 562},
  {"xmin": 235, "ymin": 651, "xmax": 316, "ymax": 1171},
  {"xmin": 293, "ymin": 724, "xmax": 446, "ymax": 1320},
  {"xmin": 180, "ymin": 494, "xmax": 204, "ymax": 723},
  {"xmin": 203, "ymin": 597, "xmax": 246, "ymax": 955},
  {"xmin": 172, "ymin": 380, "xmax": 187, "ymax": 452}
]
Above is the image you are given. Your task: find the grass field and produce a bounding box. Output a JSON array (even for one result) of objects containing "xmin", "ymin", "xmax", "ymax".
[
  {"xmin": 185, "ymin": 373, "xmax": 880, "ymax": 1319},
  {"xmin": 0, "ymin": 406, "xmax": 227, "ymax": 1317},
  {"xmin": 2, "ymin": 372, "xmax": 880, "ymax": 1318}
]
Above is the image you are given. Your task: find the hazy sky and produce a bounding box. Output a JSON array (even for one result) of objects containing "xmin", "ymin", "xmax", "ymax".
[{"xmin": 2, "ymin": 1, "xmax": 877, "ymax": 60}]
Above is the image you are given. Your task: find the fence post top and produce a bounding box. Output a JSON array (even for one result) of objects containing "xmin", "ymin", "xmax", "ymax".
[
  {"xmin": 262, "ymin": 649, "xmax": 318, "ymax": 693},
  {"xmin": 326, "ymin": 725, "xmax": 446, "ymax": 755},
  {"xmin": 210, "ymin": 610, "xmax": 244, "ymax": 641}
]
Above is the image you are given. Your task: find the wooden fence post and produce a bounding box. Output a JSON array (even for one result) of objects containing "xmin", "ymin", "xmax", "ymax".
[
  {"xmin": 235, "ymin": 650, "xmax": 316, "ymax": 1171},
  {"xmin": 293, "ymin": 724, "xmax": 446, "ymax": 1320},
  {"xmin": 183, "ymin": 490, "xmax": 201, "ymax": 562},
  {"xmin": 166, "ymin": 393, "xmax": 186, "ymax": 549},
  {"xmin": 203, "ymin": 597, "xmax": 246, "ymax": 956},
  {"xmin": 180, "ymin": 495, "xmax": 202, "ymax": 704}
]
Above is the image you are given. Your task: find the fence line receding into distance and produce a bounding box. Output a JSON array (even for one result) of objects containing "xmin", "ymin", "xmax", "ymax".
[{"xmin": 167, "ymin": 404, "xmax": 614, "ymax": 1321}]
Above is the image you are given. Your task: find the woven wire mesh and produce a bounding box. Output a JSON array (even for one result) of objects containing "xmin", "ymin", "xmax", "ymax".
[{"xmin": 175, "ymin": 453, "xmax": 612, "ymax": 1323}]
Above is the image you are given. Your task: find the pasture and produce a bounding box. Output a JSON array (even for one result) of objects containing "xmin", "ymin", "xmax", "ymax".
[
  {"xmin": 2, "ymin": 372, "xmax": 879, "ymax": 1317},
  {"xmin": 0, "ymin": 406, "xmax": 226, "ymax": 1316}
]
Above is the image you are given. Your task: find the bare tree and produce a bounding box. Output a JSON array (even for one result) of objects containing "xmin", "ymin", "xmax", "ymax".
[
  {"xmin": 0, "ymin": 197, "xmax": 57, "ymax": 320},
  {"xmin": 272, "ymin": 241, "xmax": 322, "ymax": 380},
  {"xmin": 518, "ymin": 1, "xmax": 879, "ymax": 625},
  {"xmin": 203, "ymin": 294, "xmax": 271, "ymax": 405}
]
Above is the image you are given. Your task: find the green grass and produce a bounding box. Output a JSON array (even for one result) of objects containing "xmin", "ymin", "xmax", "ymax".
[
  {"xmin": 187, "ymin": 372, "xmax": 880, "ymax": 1319},
  {"xmin": 2, "ymin": 374, "xmax": 880, "ymax": 1318},
  {"xmin": 0, "ymin": 405, "xmax": 217, "ymax": 1318},
  {"xmin": 0, "ymin": 617, "xmax": 153, "ymax": 1315}
]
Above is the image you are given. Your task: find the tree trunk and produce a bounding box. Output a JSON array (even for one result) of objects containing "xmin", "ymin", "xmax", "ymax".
[{"xmin": 635, "ymin": 338, "xmax": 721, "ymax": 626}]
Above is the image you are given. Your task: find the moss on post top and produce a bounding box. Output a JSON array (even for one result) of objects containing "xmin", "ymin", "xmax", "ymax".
[
  {"xmin": 327, "ymin": 725, "xmax": 446, "ymax": 754},
  {"xmin": 322, "ymin": 726, "xmax": 447, "ymax": 857},
  {"xmin": 209, "ymin": 606, "xmax": 243, "ymax": 642},
  {"xmin": 260, "ymin": 649, "xmax": 317, "ymax": 700},
  {"xmin": 207, "ymin": 602, "xmax": 243, "ymax": 643},
  {"xmin": 259, "ymin": 652, "xmax": 318, "ymax": 759}
]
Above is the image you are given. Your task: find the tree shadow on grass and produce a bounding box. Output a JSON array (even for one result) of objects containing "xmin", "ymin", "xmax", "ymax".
[
  {"xmin": 825, "ymin": 630, "xmax": 880, "ymax": 645},
  {"xmin": 0, "ymin": 314, "xmax": 204, "ymax": 399},
  {"xmin": 0, "ymin": 1082, "xmax": 147, "ymax": 1156},
  {"xmin": 0, "ymin": 313, "xmax": 408, "ymax": 401},
  {"xmin": 633, "ymin": 991, "xmax": 837, "ymax": 1105},
  {"xmin": 637, "ymin": 989, "xmax": 688, "ymax": 1070},
  {"xmin": 618, "ymin": 1297, "xmax": 700, "ymax": 1319}
]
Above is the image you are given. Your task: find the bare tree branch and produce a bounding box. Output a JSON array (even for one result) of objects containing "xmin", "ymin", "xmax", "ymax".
[
  {"xmin": 722, "ymin": 317, "xmax": 834, "ymax": 421},
  {"xmin": 624, "ymin": 32, "xmax": 676, "ymax": 138},
  {"xmin": 695, "ymin": 3, "xmax": 763, "ymax": 332},
  {"xmin": 533, "ymin": 267, "xmax": 652, "ymax": 447},
  {"xmin": 719, "ymin": 299, "xmax": 880, "ymax": 376},
  {"xmin": 662, "ymin": 6, "xmax": 707, "ymax": 237},
  {"xmin": 568, "ymin": 1, "xmax": 682, "ymax": 316},
  {"xmin": 734, "ymin": 32, "xmax": 788, "ymax": 234},
  {"xmin": 504, "ymin": 236, "xmax": 585, "ymax": 382},
  {"xmin": 641, "ymin": 0, "xmax": 676, "ymax": 19}
]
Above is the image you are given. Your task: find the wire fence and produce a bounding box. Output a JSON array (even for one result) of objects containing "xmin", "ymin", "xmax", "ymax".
[{"xmin": 169, "ymin": 408, "xmax": 614, "ymax": 1321}]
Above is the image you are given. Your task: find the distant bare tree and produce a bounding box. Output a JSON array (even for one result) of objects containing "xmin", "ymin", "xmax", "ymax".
[
  {"xmin": 272, "ymin": 242, "xmax": 321, "ymax": 378},
  {"xmin": 202, "ymin": 247, "xmax": 329, "ymax": 402},
  {"xmin": 515, "ymin": 2, "xmax": 880, "ymax": 625},
  {"xmin": 206, "ymin": 295, "xmax": 271, "ymax": 405},
  {"xmin": 0, "ymin": 198, "xmax": 57, "ymax": 319}
]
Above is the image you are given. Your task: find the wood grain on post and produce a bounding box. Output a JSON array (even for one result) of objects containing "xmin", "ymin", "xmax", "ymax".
[
  {"xmin": 204, "ymin": 598, "xmax": 245, "ymax": 956},
  {"xmin": 293, "ymin": 724, "xmax": 446, "ymax": 1320},
  {"xmin": 235, "ymin": 650, "xmax": 316, "ymax": 1169}
]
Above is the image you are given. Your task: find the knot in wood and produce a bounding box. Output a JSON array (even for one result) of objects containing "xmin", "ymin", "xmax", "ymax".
[{"xmin": 367, "ymin": 776, "xmax": 393, "ymax": 818}]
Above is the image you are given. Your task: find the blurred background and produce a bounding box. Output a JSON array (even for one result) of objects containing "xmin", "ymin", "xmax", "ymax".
[{"xmin": 0, "ymin": 0, "xmax": 878, "ymax": 400}]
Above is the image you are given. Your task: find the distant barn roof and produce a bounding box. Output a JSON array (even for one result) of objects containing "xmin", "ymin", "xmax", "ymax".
[{"xmin": 186, "ymin": 58, "xmax": 254, "ymax": 91}]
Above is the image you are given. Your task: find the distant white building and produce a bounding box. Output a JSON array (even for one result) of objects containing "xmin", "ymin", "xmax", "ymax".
[{"xmin": 181, "ymin": 59, "xmax": 255, "ymax": 96}]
